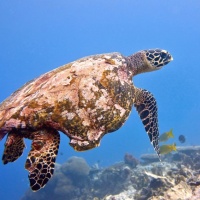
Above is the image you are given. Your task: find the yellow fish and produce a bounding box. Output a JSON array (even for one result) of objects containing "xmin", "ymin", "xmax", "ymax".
[
  {"xmin": 159, "ymin": 129, "xmax": 174, "ymax": 142},
  {"xmin": 160, "ymin": 143, "xmax": 177, "ymax": 155}
]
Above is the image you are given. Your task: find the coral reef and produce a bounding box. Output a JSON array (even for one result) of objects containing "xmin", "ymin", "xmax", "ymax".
[
  {"xmin": 140, "ymin": 153, "xmax": 160, "ymax": 164},
  {"xmin": 124, "ymin": 153, "xmax": 139, "ymax": 168},
  {"xmin": 60, "ymin": 156, "xmax": 90, "ymax": 177},
  {"xmin": 22, "ymin": 146, "xmax": 200, "ymax": 200}
]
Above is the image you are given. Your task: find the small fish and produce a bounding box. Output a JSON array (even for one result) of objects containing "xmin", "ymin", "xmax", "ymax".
[
  {"xmin": 178, "ymin": 135, "xmax": 186, "ymax": 143},
  {"xmin": 160, "ymin": 143, "xmax": 177, "ymax": 155},
  {"xmin": 159, "ymin": 129, "xmax": 174, "ymax": 142}
]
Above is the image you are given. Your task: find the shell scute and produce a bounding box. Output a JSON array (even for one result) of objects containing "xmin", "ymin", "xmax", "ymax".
[{"xmin": 0, "ymin": 53, "xmax": 134, "ymax": 147}]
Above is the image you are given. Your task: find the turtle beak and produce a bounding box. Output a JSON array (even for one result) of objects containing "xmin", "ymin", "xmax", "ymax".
[
  {"xmin": 161, "ymin": 50, "xmax": 173, "ymax": 66},
  {"xmin": 162, "ymin": 50, "xmax": 173, "ymax": 60},
  {"xmin": 168, "ymin": 53, "xmax": 173, "ymax": 61}
]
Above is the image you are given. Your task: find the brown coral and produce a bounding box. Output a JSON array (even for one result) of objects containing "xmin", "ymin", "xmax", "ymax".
[{"xmin": 124, "ymin": 153, "xmax": 139, "ymax": 168}]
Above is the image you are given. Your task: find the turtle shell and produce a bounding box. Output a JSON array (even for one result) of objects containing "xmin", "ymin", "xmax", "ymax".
[{"xmin": 0, "ymin": 52, "xmax": 135, "ymax": 150}]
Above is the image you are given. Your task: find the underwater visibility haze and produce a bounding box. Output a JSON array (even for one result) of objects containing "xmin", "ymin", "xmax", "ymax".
[{"xmin": 1, "ymin": 1, "xmax": 200, "ymax": 199}]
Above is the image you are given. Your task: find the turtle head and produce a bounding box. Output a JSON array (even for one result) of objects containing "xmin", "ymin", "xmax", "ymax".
[
  {"xmin": 144, "ymin": 49, "xmax": 173, "ymax": 69},
  {"xmin": 128, "ymin": 49, "xmax": 173, "ymax": 76}
]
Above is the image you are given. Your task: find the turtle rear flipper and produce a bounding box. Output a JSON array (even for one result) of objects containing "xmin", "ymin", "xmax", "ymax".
[
  {"xmin": 134, "ymin": 88, "xmax": 160, "ymax": 160},
  {"xmin": 25, "ymin": 129, "xmax": 60, "ymax": 191},
  {"xmin": 2, "ymin": 130, "xmax": 25, "ymax": 164}
]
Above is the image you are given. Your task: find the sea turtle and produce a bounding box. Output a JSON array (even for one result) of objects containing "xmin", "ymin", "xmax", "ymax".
[{"xmin": 0, "ymin": 49, "xmax": 173, "ymax": 191}]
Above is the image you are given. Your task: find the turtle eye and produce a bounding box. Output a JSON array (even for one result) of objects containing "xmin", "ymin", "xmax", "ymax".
[{"xmin": 145, "ymin": 49, "xmax": 173, "ymax": 68}]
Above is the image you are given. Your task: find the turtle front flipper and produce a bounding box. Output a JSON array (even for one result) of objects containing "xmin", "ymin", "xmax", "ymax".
[
  {"xmin": 25, "ymin": 128, "xmax": 60, "ymax": 191},
  {"xmin": 2, "ymin": 130, "xmax": 25, "ymax": 164},
  {"xmin": 134, "ymin": 87, "xmax": 160, "ymax": 160}
]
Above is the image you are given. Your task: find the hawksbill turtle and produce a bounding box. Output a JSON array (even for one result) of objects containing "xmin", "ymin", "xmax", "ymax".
[{"xmin": 0, "ymin": 49, "xmax": 173, "ymax": 191}]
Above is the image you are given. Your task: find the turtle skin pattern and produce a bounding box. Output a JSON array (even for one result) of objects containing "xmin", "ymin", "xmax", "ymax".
[
  {"xmin": 2, "ymin": 128, "xmax": 60, "ymax": 191},
  {"xmin": 134, "ymin": 89, "xmax": 160, "ymax": 158},
  {"xmin": 3, "ymin": 130, "xmax": 25, "ymax": 164},
  {"xmin": 25, "ymin": 129, "xmax": 60, "ymax": 191}
]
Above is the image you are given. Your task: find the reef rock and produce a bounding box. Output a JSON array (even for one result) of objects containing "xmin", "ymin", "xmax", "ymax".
[
  {"xmin": 177, "ymin": 146, "xmax": 200, "ymax": 154},
  {"xmin": 60, "ymin": 156, "xmax": 90, "ymax": 177},
  {"xmin": 22, "ymin": 146, "xmax": 200, "ymax": 200},
  {"xmin": 140, "ymin": 153, "xmax": 160, "ymax": 163}
]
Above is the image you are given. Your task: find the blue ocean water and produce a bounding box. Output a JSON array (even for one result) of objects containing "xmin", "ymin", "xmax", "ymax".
[{"xmin": 0, "ymin": 1, "xmax": 200, "ymax": 199}]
